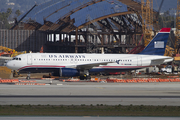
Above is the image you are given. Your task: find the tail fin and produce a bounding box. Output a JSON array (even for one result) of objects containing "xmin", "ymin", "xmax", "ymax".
[{"xmin": 139, "ymin": 28, "xmax": 171, "ymax": 55}]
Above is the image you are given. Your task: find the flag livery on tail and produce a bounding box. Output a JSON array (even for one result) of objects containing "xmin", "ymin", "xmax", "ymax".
[{"xmin": 139, "ymin": 28, "xmax": 171, "ymax": 55}]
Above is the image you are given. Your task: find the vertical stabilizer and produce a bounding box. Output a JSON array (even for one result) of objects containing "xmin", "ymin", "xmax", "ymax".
[{"xmin": 139, "ymin": 28, "xmax": 171, "ymax": 55}]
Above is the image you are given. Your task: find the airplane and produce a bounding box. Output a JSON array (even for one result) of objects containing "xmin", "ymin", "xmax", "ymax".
[{"xmin": 6, "ymin": 28, "xmax": 173, "ymax": 80}]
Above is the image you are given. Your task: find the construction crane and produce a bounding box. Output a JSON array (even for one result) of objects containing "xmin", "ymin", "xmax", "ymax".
[
  {"xmin": 175, "ymin": 0, "xmax": 180, "ymax": 54},
  {"xmin": 141, "ymin": 0, "xmax": 175, "ymax": 57},
  {"xmin": 128, "ymin": 0, "xmax": 154, "ymax": 54},
  {"xmin": 0, "ymin": 46, "xmax": 26, "ymax": 57},
  {"xmin": 141, "ymin": 0, "xmax": 153, "ymax": 47},
  {"xmin": 154, "ymin": 0, "xmax": 164, "ymax": 30},
  {"xmin": 174, "ymin": 0, "xmax": 180, "ymax": 60}
]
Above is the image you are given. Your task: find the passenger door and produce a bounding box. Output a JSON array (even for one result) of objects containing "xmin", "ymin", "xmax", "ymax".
[{"xmin": 27, "ymin": 55, "xmax": 32, "ymax": 65}]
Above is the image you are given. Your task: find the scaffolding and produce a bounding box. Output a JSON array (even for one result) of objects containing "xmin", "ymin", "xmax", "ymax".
[
  {"xmin": 175, "ymin": 0, "xmax": 180, "ymax": 54},
  {"xmin": 141, "ymin": 0, "xmax": 153, "ymax": 47}
]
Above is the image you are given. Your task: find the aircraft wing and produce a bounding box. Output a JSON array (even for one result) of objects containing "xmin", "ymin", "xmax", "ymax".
[{"xmin": 66, "ymin": 61, "xmax": 114, "ymax": 70}]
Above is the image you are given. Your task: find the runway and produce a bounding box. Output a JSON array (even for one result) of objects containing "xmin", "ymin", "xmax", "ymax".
[
  {"xmin": 0, "ymin": 95, "xmax": 180, "ymax": 106},
  {"xmin": 0, "ymin": 81, "xmax": 180, "ymax": 106}
]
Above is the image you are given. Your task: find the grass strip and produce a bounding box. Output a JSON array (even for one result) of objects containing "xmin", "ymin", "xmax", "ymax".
[{"xmin": 0, "ymin": 104, "xmax": 180, "ymax": 116}]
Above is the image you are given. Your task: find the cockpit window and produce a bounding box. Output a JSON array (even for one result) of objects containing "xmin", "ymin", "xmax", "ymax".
[{"xmin": 13, "ymin": 57, "xmax": 21, "ymax": 61}]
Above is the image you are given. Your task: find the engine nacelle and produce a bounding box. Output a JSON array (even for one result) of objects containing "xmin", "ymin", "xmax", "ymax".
[{"xmin": 59, "ymin": 68, "xmax": 80, "ymax": 77}]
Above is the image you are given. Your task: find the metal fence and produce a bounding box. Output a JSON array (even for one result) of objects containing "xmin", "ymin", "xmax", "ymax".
[{"xmin": 0, "ymin": 29, "xmax": 47, "ymax": 52}]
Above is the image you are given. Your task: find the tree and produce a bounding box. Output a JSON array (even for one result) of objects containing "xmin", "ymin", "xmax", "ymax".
[
  {"xmin": 6, "ymin": 8, "xmax": 12, "ymax": 15},
  {"xmin": 0, "ymin": 8, "xmax": 13, "ymax": 29},
  {"xmin": 15, "ymin": 10, "xmax": 21, "ymax": 17}
]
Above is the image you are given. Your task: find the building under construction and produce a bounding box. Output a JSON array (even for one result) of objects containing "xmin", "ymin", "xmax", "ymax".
[{"xmin": 0, "ymin": 0, "xmax": 160, "ymax": 54}]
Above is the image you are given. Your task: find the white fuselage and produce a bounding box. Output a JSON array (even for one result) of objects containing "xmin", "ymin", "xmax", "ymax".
[{"xmin": 6, "ymin": 53, "xmax": 173, "ymax": 72}]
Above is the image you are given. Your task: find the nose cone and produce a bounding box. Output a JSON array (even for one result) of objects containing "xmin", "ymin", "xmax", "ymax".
[
  {"xmin": 6, "ymin": 61, "xmax": 11, "ymax": 69},
  {"xmin": 6, "ymin": 61, "xmax": 16, "ymax": 70}
]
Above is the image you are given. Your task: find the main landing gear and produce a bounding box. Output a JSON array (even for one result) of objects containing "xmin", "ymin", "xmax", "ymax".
[
  {"xmin": 79, "ymin": 70, "xmax": 91, "ymax": 80},
  {"xmin": 80, "ymin": 75, "xmax": 91, "ymax": 80}
]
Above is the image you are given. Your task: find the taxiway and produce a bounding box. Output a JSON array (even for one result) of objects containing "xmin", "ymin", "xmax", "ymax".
[{"xmin": 0, "ymin": 80, "xmax": 180, "ymax": 106}]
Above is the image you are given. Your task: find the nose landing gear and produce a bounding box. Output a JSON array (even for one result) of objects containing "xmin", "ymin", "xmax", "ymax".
[{"xmin": 26, "ymin": 72, "xmax": 31, "ymax": 80}]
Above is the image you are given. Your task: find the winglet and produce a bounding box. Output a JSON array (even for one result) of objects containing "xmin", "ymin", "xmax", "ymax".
[{"xmin": 139, "ymin": 28, "xmax": 171, "ymax": 55}]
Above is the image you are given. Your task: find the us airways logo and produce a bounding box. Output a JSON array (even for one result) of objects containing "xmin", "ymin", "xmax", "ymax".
[
  {"xmin": 116, "ymin": 60, "xmax": 132, "ymax": 65},
  {"xmin": 49, "ymin": 55, "xmax": 86, "ymax": 58},
  {"xmin": 116, "ymin": 60, "xmax": 121, "ymax": 64}
]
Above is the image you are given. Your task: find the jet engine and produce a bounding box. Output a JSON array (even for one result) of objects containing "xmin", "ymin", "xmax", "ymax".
[{"xmin": 59, "ymin": 68, "xmax": 79, "ymax": 77}]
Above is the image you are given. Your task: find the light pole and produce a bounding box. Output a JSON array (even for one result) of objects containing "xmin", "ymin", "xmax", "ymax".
[{"xmin": 0, "ymin": 21, "xmax": 4, "ymax": 29}]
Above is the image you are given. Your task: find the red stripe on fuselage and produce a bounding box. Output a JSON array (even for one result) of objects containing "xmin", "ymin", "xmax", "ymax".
[{"xmin": 18, "ymin": 65, "xmax": 66, "ymax": 71}]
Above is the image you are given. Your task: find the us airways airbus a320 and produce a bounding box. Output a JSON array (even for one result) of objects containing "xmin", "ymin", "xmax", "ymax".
[{"xmin": 6, "ymin": 28, "xmax": 173, "ymax": 80}]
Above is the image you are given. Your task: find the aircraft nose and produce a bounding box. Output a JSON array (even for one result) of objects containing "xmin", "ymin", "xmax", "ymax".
[
  {"xmin": 6, "ymin": 61, "xmax": 11, "ymax": 68},
  {"xmin": 6, "ymin": 61, "xmax": 15, "ymax": 70}
]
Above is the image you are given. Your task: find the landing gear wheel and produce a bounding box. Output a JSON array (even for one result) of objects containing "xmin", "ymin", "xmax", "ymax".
[
  {"xmin": 26, "ymin": 72, "xmax": 31, "ymax": 80},
  {"xmin": 86, "ymin": 75, "xmax": 91, "ymax": 80},
  {"xmin": 26, "ymin": 76, "xmax": 30, "ymax": 80},
  {"xmin": 79, "ymin": 75, "xmax": 91, "ymax": 80},
  {"xmin": 80, "ymin": 76, "xmax": 85, "ymax": 80}
]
